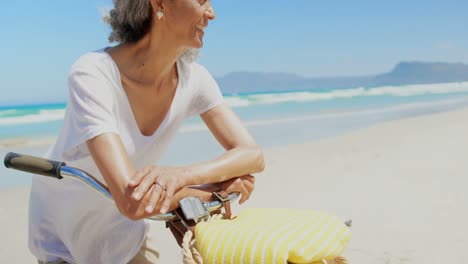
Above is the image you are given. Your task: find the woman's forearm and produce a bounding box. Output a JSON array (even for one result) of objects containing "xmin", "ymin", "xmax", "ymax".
[
  {"xmin": 181, "ymin": 145, "xmax": 265, "ymax": 186},
  {"xmin": 134, "ymin": 184, "xmax": 219, "ymax": 220},
  {"xmin": 87, "ymin": 131, "xmax": 263, "ymax": 220}
]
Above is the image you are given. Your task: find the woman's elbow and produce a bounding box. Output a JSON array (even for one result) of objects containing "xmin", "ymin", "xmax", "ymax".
[
  {"xmin": 252, "ymin": 145, "xmax": 265, "ymax": 173},
  {"xmin": 114, "ymin": 197, "xmax": 145, "ymax": 221},
  {"xmin": 120, "ymin": 209, "xmax": 142, "ymax": 221}
]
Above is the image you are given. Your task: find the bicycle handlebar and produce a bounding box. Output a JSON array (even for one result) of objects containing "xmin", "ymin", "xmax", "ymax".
[
  {"xmin": 4, "ymin": 152, "xmax": 239, "ymax": 221},
  {"xmin": 4, "ymin": 152, "xmax": 65, "ymax": 179}
]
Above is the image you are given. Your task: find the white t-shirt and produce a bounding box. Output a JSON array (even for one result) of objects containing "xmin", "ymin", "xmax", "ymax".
[{"xmin": 28, "ymin": 50, "xmax": 224, "ymax": 263}]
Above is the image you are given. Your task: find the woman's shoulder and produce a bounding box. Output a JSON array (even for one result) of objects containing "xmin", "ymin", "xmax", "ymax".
[
  {"xmin": 67, "ymin": 49, "xmax": 120, "ymax": 95},
  {"xmin": 179, "ymin": 59, "xmax": 213, "ymax": 82},
  {"xmin": 69, "ymin": 49, "xmax": 115, "ymax": 75}
]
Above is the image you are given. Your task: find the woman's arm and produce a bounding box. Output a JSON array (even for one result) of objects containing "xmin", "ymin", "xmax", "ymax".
[
  {"xmin": 131, "ymin": 103, "xmax": 265, "ymax": 210},
  {"xmin": 185, "ymin": 103, "xmax": 265, "ymax": 184},
  {"xmin": 87, "ymin": 133, "xmax": 218, "ymax": 220}
]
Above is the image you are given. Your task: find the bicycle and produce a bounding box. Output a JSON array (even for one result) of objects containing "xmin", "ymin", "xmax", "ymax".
[{"xmin": 4, "ymin": 152, "xmax": 350, "ymax": 264}]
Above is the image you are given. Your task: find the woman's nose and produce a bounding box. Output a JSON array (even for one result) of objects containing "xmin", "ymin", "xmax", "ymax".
[{"xmin": 205, "ymin": 5, "xmax": 216, "ymax": 20}]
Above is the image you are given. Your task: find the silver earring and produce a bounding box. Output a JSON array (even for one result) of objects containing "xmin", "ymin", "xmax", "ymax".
[{"xmin": 156, "ymin": 9, "xmax": 164, "ymax": 20}]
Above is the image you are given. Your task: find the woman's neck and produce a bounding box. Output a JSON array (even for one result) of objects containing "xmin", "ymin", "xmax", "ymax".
[{"xmin": 109, "ymin": 32, "xmax": 185, "ymax": 90}]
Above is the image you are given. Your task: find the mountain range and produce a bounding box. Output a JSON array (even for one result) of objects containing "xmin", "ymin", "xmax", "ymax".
[{"xmin": 215, "ymin": 62, "xmax": 468, "ymax": 94}]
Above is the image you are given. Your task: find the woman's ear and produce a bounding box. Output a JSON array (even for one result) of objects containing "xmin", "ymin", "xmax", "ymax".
[
  {"xmin": 149, "ymin": 0, "xmax": 165, "ymax": 23},
  {"xmin": 149, "ymin": 0, "xmax": 161, "ymax": 13}
]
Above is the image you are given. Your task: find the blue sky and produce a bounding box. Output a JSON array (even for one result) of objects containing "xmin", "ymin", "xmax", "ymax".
[{"xmin": 0, "ymin": 0, "xmax": 467, "ymax": 105}]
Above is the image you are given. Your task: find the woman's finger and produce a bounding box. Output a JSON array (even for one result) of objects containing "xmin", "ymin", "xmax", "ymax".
[
  {"xmin": 242, "ymin": 180, "xmax": 254, "ymax": 202},
  {"xmin": 242, "ymin": 174, "xmax": 255, "ymax": 184},
  {"xmin": 144, "ymin": 184, "xmax": 162, "ymax": 213},
  {"xmin": 129, "ymin": 166, "xmax": 150, "ymax": 187},
  {"xmin": 244, "ymin": 179, "xmax": 254, "ymax": 194},
  {"xmin": 224, "ymin": 178, "xmax": 240, "ymax": 193},
  {"xmin": 236, "ymin": 179, "xmax": 249, "ymax": 204},
  {"xmin": 132, "ymin": 168, "xmax": 159, "ymax": 201},
  {"xmin": 159, "ymin": 181, "xmax": 174, "ymax": 214}
]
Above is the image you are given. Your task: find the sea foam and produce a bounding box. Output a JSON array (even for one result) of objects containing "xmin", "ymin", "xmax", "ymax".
[
  {"xmin": 0, "ymin": 109, "xmax": 65, "ymax": 126},
  {"xmin": 224, "ymin": 81, "xmax": 468, "ymax": 107},
  {"xmin": 1, "ymin": 82, "xmax": 468, "ymax": 126}
]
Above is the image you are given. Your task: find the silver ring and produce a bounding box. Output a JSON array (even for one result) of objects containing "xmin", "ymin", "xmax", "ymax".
[{"xmin": 155, "ymin": 181, "xmax": 166, "ymax": 191}]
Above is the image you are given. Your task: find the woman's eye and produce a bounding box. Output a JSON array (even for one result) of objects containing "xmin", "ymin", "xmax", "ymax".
[{"xmin": 197, "ymin": 0, "xmax": 207, "ymax": 5}]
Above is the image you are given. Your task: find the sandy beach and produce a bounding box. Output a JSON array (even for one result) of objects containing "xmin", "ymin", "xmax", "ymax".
[{"xmin": 1, "ymin": 107, "xmax": 467, "ymax": 263}]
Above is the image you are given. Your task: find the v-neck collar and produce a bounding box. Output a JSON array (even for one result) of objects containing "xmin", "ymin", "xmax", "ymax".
[{"xmin": 102, "ymin": 49, "xmax": 182, "ymax": 139}]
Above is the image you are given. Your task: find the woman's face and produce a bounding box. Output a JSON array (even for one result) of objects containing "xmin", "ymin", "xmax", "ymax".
[{"xmin": 162, "ymin": 0, "xmax": 216, "ymax": 48}]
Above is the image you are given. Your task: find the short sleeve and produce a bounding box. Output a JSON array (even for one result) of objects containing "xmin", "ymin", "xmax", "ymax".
[
  {"xmin": 61, "ymin": 65, "xmax": 118, "ymax": 160},
  {"xmin": 188, "ymin": 64, "xmax": 224, "ymax": 117}
]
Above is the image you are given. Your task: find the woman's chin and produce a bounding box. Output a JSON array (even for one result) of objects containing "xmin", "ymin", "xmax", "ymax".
[{"xmin": 193, "ymin": 38, "xmax": 204, "ymax": 48}]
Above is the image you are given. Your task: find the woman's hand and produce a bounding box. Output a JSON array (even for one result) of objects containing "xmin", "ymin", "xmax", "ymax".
[
  {"xmin": 217, "ymin": 175, "xmax": 255, "ymax": 204},
  {"xmin": 128, "ymin": 166, "xmax": 188, "ymax": 214}
]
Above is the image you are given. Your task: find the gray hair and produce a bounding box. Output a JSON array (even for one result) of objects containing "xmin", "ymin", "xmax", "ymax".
[
  {"xmin": 103, "ymin": 0, "xmax": 153, "ymax": 43},
  {"xmin": 102, "ymin": 0, "xmax": 200, "ymax": 62}
]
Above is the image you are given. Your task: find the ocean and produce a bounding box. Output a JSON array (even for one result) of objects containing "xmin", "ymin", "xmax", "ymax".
[
  {"xmin": 1, "ymin": 81, "xmax": 468, "ymax": 188},
  {"xmin": 1, "ymin": 81, "xmax": 468, "ymax": 140}
]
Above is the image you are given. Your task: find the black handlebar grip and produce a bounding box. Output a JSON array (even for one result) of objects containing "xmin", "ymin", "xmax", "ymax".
[{"xmin": 4, "ymin": 152, "xmax": 65, "ymax": 179}]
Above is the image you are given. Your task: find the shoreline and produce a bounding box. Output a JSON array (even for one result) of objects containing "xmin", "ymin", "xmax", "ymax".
[
  {"xmin": 0, "ymin": 136, "xmax": 56, "ymax": 149},
  {"xmin": 1, "ymin": 107, "xmax": 467, "ymax": 262},
  {"xmin": 2, "ymin": 96, "xmax": 468, "ymax": 150}
]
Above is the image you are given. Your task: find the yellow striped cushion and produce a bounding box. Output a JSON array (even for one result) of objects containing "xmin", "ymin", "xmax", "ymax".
[{"xmin": 195, "ymin": 208, "xmax": 351, "ymax": 264}]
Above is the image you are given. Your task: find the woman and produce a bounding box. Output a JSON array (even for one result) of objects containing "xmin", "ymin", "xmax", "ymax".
[{"xmin": 29, "ymin": 0, "xmax": 264, "ymax": 263}]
